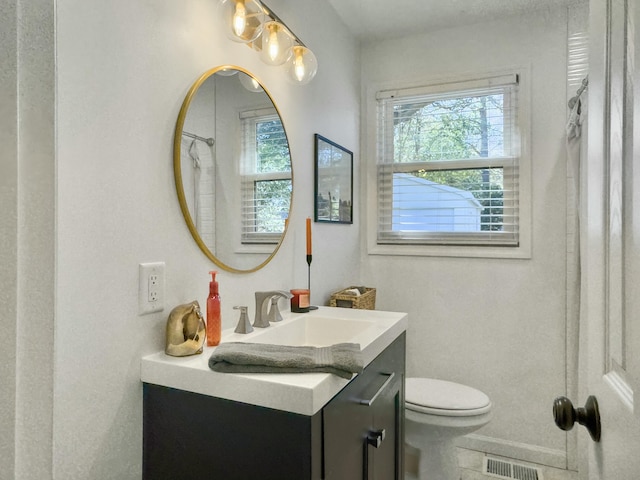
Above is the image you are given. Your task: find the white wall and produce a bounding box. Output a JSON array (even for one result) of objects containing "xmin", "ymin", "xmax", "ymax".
[
  {"xmin": 360, "ymin": 8, "xmax": 573, "ymax": 467},
  {"xmin": 50, "ymin": 0, "xmax": 360, "ymax": 478}
]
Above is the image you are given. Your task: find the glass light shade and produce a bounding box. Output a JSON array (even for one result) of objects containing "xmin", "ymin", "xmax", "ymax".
[
  {"xmin": 238, "ymin": 72, "xmax": 264, "ymax": 92},
  {"xmin": 216, "ymin": 68, "xmax": 239, "ymax": 76},
  {"xmin": 259, "ymin": 21, "xmax": 294, "ymax": 66},
  {"xmin": 218, "ymin": 0, "xmax": 265, "ymax": 44},
  {"xmin": 285, "ymin": 45, "xmax": 318, "ymax": 85}
]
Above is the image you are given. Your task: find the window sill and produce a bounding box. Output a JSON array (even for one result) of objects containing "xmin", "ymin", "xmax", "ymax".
[
  {"xmin": 235, "ymin": 245, "xmax": 278, "ymax": 255},
  {"xmin": 367, "ymin": 242, "xmax": 531, "ymax": 260}
]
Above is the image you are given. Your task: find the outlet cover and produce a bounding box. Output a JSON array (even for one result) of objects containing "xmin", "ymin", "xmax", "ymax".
[{"xmin": 138, "ymin": 262, "xmax": 165, "ymax": 315}]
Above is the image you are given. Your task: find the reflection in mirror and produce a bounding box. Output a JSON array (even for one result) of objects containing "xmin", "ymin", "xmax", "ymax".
[{"xmin": 174, "ymin": 66, "xmax": 292, "ymax": 273}]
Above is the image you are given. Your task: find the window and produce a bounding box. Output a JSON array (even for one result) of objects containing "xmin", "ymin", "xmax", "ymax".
[
  {"xmin": 240, "ymin": 108, "xmax": 291, "ymax": 244},
  {"xmin": 376, "ymin": 74, "xmax": 521, "ymax": 247}
]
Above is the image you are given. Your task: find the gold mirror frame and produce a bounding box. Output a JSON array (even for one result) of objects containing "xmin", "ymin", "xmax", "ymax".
[{"xmin": 173, "ymin": 65, "xmax": 293, "ymax": 273}]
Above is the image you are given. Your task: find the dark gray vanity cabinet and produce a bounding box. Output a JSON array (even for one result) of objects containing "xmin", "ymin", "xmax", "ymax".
[{"xmin": 143, "ymin": 333, "xmax": 405, "ymax": 479}]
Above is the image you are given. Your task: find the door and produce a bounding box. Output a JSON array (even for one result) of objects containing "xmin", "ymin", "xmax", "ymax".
[{"xmin": 579, "ymin": 0, "xmax": 640, "ymax": 477}]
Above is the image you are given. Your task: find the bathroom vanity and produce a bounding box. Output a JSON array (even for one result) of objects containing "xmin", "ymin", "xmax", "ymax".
[{"xmin": 141, "ymin": 307, "xmax": 407, "ymax": 479}]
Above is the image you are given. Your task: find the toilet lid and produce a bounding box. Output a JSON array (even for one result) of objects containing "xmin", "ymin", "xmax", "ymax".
[{"xmin": 405, "ymin": 378, "xmax": 491, "ymax": 416}]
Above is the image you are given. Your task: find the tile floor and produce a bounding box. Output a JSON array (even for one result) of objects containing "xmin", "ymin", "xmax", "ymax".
[{"xmin": 406, "ymin": 447, "xmax": 578, "ymax": 480}]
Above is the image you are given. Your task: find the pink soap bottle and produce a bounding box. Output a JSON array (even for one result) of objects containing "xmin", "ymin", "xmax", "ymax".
[{"xmin": 206, "ymin": 271, "xmax": 221, "ymax": 346}]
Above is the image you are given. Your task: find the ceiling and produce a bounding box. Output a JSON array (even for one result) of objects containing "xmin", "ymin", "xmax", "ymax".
[{"xmin": 326, "ymin": 0, "xmax": 587, "ymax": 41}]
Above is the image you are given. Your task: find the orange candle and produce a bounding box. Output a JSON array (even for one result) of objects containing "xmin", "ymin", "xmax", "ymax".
[{"xmin": 306, "ymin": 217, "xmax": 312, "ymax": 255}]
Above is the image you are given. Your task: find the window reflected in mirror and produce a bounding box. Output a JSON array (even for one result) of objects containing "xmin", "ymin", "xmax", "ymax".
[{"xmin": 240, "ymin": 109, "xmax": 291, "ymax": 244}]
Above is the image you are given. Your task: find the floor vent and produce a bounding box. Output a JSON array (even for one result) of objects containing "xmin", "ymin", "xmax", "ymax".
[{"xmin": 483, "ymin": 456, "xmax": 543, "ymax": 480}]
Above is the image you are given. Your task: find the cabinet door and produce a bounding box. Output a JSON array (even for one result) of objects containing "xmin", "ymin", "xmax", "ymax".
[
  {"xmin": 143, "ymin": 384, "xmax": 321, "ymax": 480},
  {"xmin": 323, "ymin": 376, "xmax": 369, "ymax": 479},
  {"xmin": 365, "ymin": 372, "xmax": 403, "ymax": 480},
  {"xmin": 323, "ymin": 334, "xmax": 405, "ymax": 480}
]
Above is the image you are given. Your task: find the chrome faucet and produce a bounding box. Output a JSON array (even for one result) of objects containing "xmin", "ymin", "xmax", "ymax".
[{"xmin": 254, "ymin": 291, "xmax": 293, "ymax": 328}]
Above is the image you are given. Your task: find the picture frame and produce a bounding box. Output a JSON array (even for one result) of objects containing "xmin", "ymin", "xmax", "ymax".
[{"xmin": 314, "ymin": 134, "xmax": 353, "ymax": 224}]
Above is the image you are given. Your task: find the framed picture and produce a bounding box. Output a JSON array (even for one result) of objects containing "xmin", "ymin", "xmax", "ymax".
[{"xmin": 314, "ymin": 134, "xmax": 353, "ymax": 224}]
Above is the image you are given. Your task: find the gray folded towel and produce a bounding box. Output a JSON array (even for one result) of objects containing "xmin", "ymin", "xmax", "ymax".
[{"xmin": 208, "ymin": 342, "xmax": 363, "ymax": 379}]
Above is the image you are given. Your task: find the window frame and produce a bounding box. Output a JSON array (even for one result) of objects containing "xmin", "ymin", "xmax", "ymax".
[{"xmin": 365, "ymin": 69, "xmax": 531, "ymax": 259}]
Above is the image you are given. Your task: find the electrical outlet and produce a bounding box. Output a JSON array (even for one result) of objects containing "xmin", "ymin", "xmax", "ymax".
[
  {"xmin": 148, "ymin": 274, "xmax": 159, "ymax": 302},
  {"xmin": 139, "ymin": 262, "xmax": 165, "ymax": 315}
]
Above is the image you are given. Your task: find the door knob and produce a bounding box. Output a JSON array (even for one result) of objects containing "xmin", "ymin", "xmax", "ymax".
[{"xmin": 553, "ymin": 395, "xmax": 601, "ymax": 442}]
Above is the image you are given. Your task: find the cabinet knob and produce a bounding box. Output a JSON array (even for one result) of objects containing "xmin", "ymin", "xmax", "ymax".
[{"xmin": 366, "ymin": 429, "xmax": 386, "ymax": 448}]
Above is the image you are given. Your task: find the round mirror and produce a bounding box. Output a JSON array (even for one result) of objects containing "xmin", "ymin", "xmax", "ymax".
[{"xmin": 174, "ymin": 66, "xmax": 293, "ymax": 273}]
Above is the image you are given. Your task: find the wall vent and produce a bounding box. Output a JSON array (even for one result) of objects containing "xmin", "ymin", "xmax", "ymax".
[{"xmin": 483, "ymin": 456, "xmax": 543, "ymax": 480}]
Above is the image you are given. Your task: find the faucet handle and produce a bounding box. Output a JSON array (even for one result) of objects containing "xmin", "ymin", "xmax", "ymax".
[
  {"xmin": 267, "ymin": 297, "xmax": 284, "ymax": 323},
  {"xmin": 233, "ymin": 306, "xmax": 253, "ymax": 334}
]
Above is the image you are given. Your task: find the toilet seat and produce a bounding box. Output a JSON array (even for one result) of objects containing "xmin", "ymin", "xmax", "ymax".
[{"xmin": 405, "ymin": 378, "xmax": 491, "ymax": 417}]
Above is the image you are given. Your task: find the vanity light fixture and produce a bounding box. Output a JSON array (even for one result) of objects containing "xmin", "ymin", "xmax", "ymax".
[{"xmin": 218, "ymin": 0, "xmax": 318, "ymax": 85}]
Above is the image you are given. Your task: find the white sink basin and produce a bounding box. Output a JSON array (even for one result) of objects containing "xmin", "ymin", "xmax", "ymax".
[
  {"xmin": 242, "ymin": 315, "xmax": 376, "ymax": 347},
  {"xmin": 141, "ymin": 306, "xmax": 407, "ymax": 415}
]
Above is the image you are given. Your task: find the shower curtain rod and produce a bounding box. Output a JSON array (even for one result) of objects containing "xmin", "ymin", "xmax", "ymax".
[{"xmin": 182, "ymin": 131, "xmax": 215, "ymax": 146}]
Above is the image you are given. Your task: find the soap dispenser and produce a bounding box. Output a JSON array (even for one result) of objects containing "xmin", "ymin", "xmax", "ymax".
[{"xmin": 206, "ymin": 271, "xmax": 221, "ymax": 346}]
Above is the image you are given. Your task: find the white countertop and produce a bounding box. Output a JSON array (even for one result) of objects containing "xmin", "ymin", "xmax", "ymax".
[{"xmin": 141, "ymin": 306, "xmax": 407, "ymax": 416}]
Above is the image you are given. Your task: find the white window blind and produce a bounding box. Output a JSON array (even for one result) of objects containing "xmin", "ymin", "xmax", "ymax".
[
  {"xmin": 376, "ymin": 74, "xmax": 520, "ymax": 246},
  {"xmin": 240, "ymin": 109, "xmax": 291, "ymax": 244}
]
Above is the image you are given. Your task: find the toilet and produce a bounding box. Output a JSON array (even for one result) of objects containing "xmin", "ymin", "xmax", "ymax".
[{"xmin": 404, "ymin": 378, "xmax": 492, "ymax": 480}]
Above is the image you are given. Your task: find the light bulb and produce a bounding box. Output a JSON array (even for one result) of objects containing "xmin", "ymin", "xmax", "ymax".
[
  {"xmin": 293, "ymin": 50, "xmax": 305, "ymax": 82},
  {"xmin": 268, "ymin": 28, "xmax": 280, "ymax": 62},
  {"xmin": 260, "ymin": 21, "xmax": 293, "ymax": 66},
  {"xmin": 232, "ymin": 1, "xmax": 246, "ymax": 37},
  {"xmin": 285, "ymin": 45, "xmax": 318, "ymax": 85}
]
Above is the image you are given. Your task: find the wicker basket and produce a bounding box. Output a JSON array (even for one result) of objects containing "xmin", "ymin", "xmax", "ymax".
[{"xmin": 329, "ymin": 286, "xmax": 376, "ymax": 310}]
